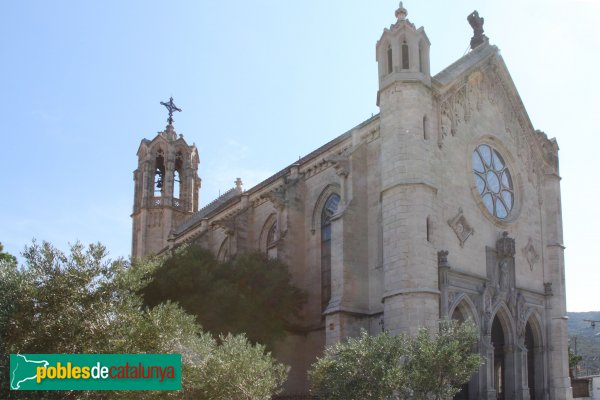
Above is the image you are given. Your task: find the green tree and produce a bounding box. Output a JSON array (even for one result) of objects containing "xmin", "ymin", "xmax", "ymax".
[
  {"xmin": 0, "ymin": 242, "xmax": 17, "ymax": 265},
  {"xmin": 309, "ymin": 321, "xmax": 482, "ymax": 400},
  {"xmin": 0, "ymin": 240, "xmax": 288, "ymax": 400},
  {"xmin": 309, "ymin": 330, "xmax": 408, "ymax": 400},
  {"xmin": 405, "ymin": 320, "xmax": 482, "ymax": 400},
  {"xmin": 568, "ymin": 347, "xmax": 582, "ymax": 378},
  {"xmin": 196, "ymin": 333, "xmax": 287, "ymax": 400},
  {"xmin": 139, "ymin": 245, "xmax": 307, "ymax": 348},
  {"xmin": 0, "ymin": 245, "xmax": 21, "ymax": 398}
]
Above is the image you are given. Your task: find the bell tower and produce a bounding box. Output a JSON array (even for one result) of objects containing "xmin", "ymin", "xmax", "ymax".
[
  {"xmin": 377, "ymin": 3, "xmax": 439, "ymax": 336},
  {"xmin": 131, "ymin": 98, "xmax": 200, "ymax": 259}
]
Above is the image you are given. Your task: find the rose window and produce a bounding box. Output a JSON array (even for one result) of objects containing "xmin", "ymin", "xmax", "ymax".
[{"xmin": 472, "ymin": 144, "xmax": 514, "ymax": 219}]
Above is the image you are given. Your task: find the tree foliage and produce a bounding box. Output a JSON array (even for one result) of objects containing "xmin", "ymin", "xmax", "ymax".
[
  {"xmin": 195, "ymin": 334, "xmax": 287, "ymax": 400},
  {"xmin": 0, "ymin": 242, "xmax": 17, "ymax": 265},
  {"xmin": 309, "ymin": 320, "xmax": 482, "ymax": 400},
  {"xmin": 309, "ymin": 330, "xmax": 408, "ymax": 400},
  {"xmin": 139, "ymin": 245, "xmax": 307, "ymax": 348},
  {"xmin": 0, "ymin": 240, "xmax": 288, "ymax": 400},
  {"xmin": 405, "ymin": 320, "xmax": 482, "ymax": 400}
]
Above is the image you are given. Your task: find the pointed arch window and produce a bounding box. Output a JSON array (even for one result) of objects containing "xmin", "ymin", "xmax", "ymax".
[
  {"xmin": 173, "ymin": 151, "xmax": 183, "ymax": 200},
  {"xmin": 418, "ymin": 40, "xmax": 424, "ymax": 73},
  {"xmin": 387, "ymin": 44, "xmax": 393, "ymax": 74},
  {"xmin": 218, "ymin": 237, "xmax": 230, "ymax": 262},
  {"xmin": 321, "ymin": 193, "xmax": 340, "ymax": 312},
  {"xmin": 402, "ymin": 40, "xmax": 409, "ymax": 70},
  {"xmin": 266, "ymin": 222, "xmax": 277, "ymax": 259},
  {"xmin": 154, "ymin": 149, "xmax": 165, "ymax": 197}
]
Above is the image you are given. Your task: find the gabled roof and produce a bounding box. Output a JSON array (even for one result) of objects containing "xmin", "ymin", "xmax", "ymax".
[
  {"xmin": 433, "ymin": 42, "xmax": 497, "ymax": 87},
  {"xmin": 172, "ymin": 114, "xmax": 380, "ymax": 237},
  {"xmin": 174, "ymin": 187, "xmax": 240, "ymax": 235},
  {"xmin": 433, "ymin": 41, "xmax": 535, "ymax": 134}
]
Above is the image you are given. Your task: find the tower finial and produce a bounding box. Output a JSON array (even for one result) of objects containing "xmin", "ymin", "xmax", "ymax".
[
  {"xmin": 395, "ymin": 1, "xmax": 408, "ymax": 21},
  {"xmin": 160, "ymin": 96, "xmax": 182, "ymax": 125}
]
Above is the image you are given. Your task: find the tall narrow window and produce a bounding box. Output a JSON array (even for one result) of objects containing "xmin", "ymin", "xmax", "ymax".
[
  {"xmin": 154, "ymin": 150, "xmax": 165, "ymax": 197},
  {"xmin": 426, "ymin": 216, "xmax": 431, "ymax": 242},
  {"xmin": 321, "ymin": 193, "xmax": 340, "ymax": 312},
  {"xmin": 423, "ymin": 115, "xmax": 428, "ymax": 140},
  {"xmin": 418, "ymin": 41, "xmax": 424, "ymax": 73},
  {"xmin": 266, "ymin": 223, "xmax": 277, "ymax": 259},
  {"xmin": 218, "ymin": 237, "xmax": 229, "ymax": 262},
  {"xmin": 173, "ymin": 151, "xmax": 183, "ymax": 200},
  {"xmin": 387, "ymin": 44, "xmax": 393, "ymax": 74},
  {"xmin": 173, "ymin": 171, "xmax": 181, "ymax": 198},
  {"xmin": 402, "ymin": 40, "xmax": 409, "ymax": 70}
]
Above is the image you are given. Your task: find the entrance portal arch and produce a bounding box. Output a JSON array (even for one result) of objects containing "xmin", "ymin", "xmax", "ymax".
[
  {"xmin": 523, "ymin": 312, "xmax": 545, "ymax": 400},
  {"xmin": 489, "ymin": 304, "xmax": 516, "ymax": 400},
  {"xmin": 451, "ymin": 297, "xmax": 480, "ymax": 400}
]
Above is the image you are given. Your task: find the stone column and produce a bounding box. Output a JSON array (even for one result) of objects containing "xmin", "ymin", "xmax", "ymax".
[
  {"xmin": 518, "ymin": 344, "xmax": 532, "ymax": 400},
  {"xmin": 324, "ymin": 146, "xmax": 370, "ymax": 344},
  {"xmin": 542, "ymin": 166, "xmax": 571, "ymax": 400},
  {"xmin": 482, "ymin": 335, "xmax": 497, "ymax": 400},
  {"xmin": 438, "ymin": 250, "xmax": 450, "ymax": 319}
]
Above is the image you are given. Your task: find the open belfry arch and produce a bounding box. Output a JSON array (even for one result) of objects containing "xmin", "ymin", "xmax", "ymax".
[{"xmin": 131, "ymin": 4, "xmax": 571, "ymax": 398}]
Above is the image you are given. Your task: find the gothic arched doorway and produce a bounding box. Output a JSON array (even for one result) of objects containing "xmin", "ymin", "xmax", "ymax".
[
  {"xmin": 492, "ymin": 316, "xmax": 506, "ymax": 400},
  {"xmin": 452, "ymin": 306, "xmax": 469, "ymax": 400},
  {"xmin": 525, "ymin": 322, "xmax": 536, "ymax": 399},
  {"xmin": 451, "ymin": 299, "xmax": 480, "ymax": 400},
  {"xmin": 523, "ymin": 316, "xmax": 544, "ymax": 400}
]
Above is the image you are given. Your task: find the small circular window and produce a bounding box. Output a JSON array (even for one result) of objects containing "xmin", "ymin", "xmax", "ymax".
[{"xmin": 472, "ymin": 144, "xmax": 514, "ymax": 219}]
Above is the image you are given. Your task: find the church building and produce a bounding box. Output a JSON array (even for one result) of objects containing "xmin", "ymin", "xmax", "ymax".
[{"xmin": 131, "ymin": 4, "xmax": 571, "ymax": 399}]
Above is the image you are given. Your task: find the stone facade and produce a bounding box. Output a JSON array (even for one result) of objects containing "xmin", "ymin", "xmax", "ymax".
[{"xmin": 131, "ymin": 6, "xmax": 572, "ymax": 399}]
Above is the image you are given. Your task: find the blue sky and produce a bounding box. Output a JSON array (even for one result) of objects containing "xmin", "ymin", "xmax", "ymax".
[{"xmin": 1, "ymin": 1, "xmax": 598, "ymax": 311}]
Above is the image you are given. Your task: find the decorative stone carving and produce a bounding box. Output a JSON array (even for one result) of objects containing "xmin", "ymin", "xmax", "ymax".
[
  {"xmin": 436, "ymin": 64, "xmax": 546, "ymax": 198},
  {"xmin": 496, "ymin": 231, "xmax": 515, "ymax": 258},
  {"xmin": 438, "ymin": 250, "xmax": 451, "ymax": 318},
  {"xmin": 467, "ymin": 10, "xmax": 488, "ymax": 49},
  {"xmin": 479, "ymin": 282, "xmax": 495, "ymax": 334},
  {"xmin": 441, "ymin": 107, "xmax": 452, "ymax": 135},
  {"xmin": 212, "ymin": 216, "xmax": 235, "ymax": 235},
  {"xmin": 498, "ymin": 259, "xmax": 510, "ymax": 292},
  {"xmin": 535, "ymin": 130, "xmax": 560, "ymax": 173},
  {"xmin": 493, "ymin": 232, "xmax": 515, "ymax": 301},
  {"xmin": 544, "ymin": 282, "xmax": 553, "ymax": 296},
  {"xmin": 482, "ymin": 283, "xmax": 493, "ymax": 314},
  {"xmin": 261, "ymin": 188, "xmax": 286, "ymax": 211},
  {"xmin": 260, "ymin": 173, "xmax": 302, "ymax": 212},
  {"xmin": 362, "ymin": 127, "xmax": 380, "ymax": 144},
  {"xmin": 324, "ymin": 152, "xmax": 350, "ymax": 178},
  {"xmin": 515, "ymin": 291, "xmax": 528, "ymax": 340},
  {"xmin": 448, "ymin": 208, "xmax": 474, "ymax": 247},
  {"xmin": 448, "ymin": 291, "xmax": 458, "ymax": 312},
  {"xmin": 522, "ymin": 238, "xmax": 540, "ymax": 270},
  {"xmin": 438, "ymin": 250, "xmax": 449, "ymax": 268}
]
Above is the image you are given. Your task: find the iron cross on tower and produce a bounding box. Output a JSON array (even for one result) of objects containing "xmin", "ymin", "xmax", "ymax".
[{"xmin": 160, "ymin": 97, "xmax": 182, "ymax": 125}]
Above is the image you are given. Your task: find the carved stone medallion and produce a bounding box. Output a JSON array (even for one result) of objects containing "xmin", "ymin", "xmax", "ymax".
[{"xmin": 448, "ymin": 208, "xmax": 474, "ymax": 247}]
